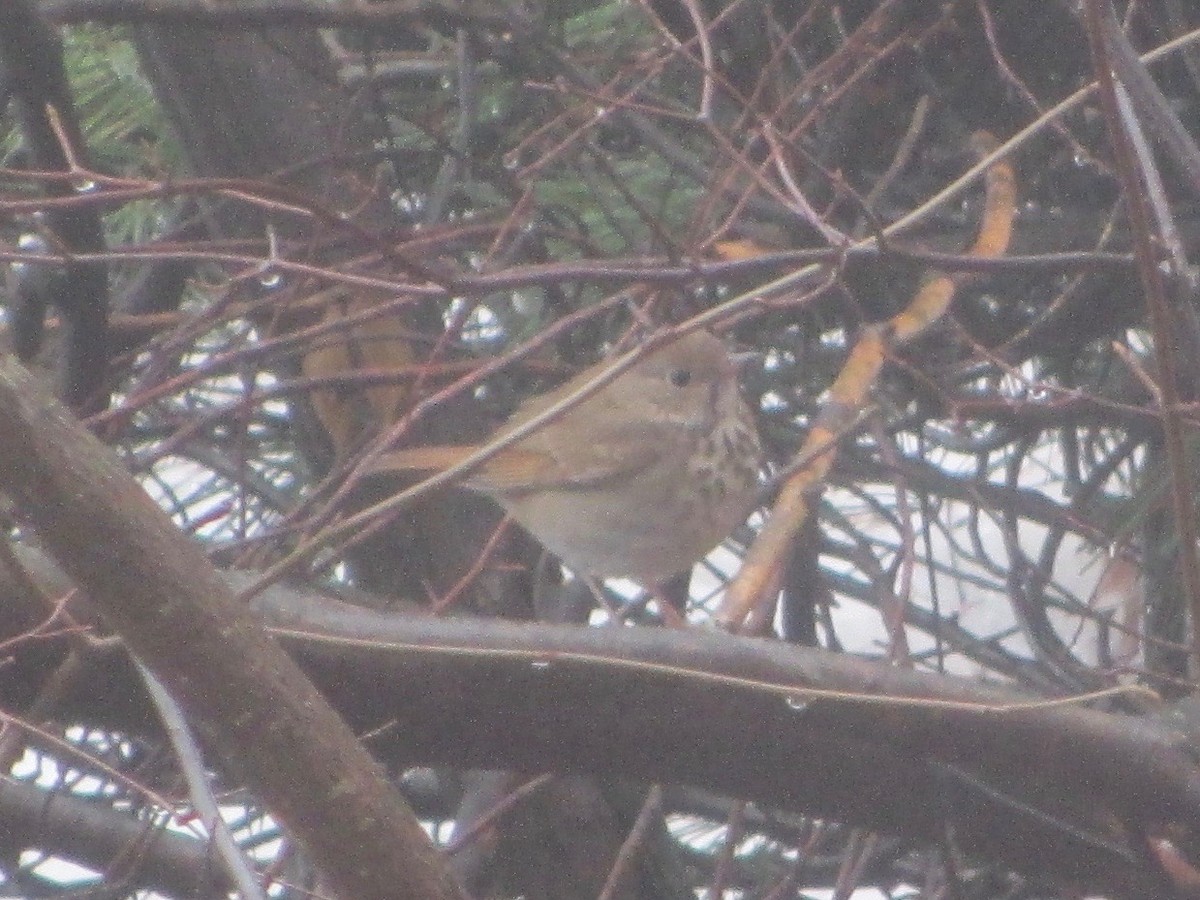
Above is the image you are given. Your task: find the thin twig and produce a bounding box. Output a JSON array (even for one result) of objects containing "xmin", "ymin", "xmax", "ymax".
[{"xmin": 137, "ymin": 661, "xmax": 269, "ymax": 900}]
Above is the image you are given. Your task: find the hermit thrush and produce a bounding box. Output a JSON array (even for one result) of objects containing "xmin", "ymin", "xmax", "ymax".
[{"xmin": 369, "ymin": 331, "xmax": 763, "ymax": 584}]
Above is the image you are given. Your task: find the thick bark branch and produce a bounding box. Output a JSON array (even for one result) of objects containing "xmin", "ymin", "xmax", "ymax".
[
  {"xmin": 0, "ymin": 776, "xmax": 231, "ymax": 897},
  {"xmin": 3, "ymin": 551, "xmax": 1199, "ymax": 893},
  {"xmin": 0, "ymin": 354, "xmax": 464, "ymax": 900}
]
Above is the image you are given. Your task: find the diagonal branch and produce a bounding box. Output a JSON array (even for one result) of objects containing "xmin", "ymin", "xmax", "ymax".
[{"xmin": 0, "ymin": 354, "xmax": 465, "ymax": 900}]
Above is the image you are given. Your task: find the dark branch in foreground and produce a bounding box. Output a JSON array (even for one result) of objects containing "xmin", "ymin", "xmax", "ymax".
[
  {"xmin": 0, "ymin": 355, "xmax": 465, "ymax": 900},
  {"xmin": 2, "ymin": 551, "xmax": 1198, "ymax": 895}
]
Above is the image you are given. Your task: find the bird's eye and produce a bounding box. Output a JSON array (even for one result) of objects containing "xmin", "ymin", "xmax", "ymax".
[{"xmin": 669, "ymin": 368, "xmax": 692, "ymax": 387}]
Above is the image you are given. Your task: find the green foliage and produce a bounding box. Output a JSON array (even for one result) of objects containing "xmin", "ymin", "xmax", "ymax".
[
  {"xmin": 61, "ymin": 26, "xmax": 179, "ymax": 176},
  {"xmin": 1, "ymin": 26, "xmax": 180, "ymax": 245},
  {"xmin": 537, "ymin": 156, "xmax": 703, "ymax": 256},
  {"xmin": 558, "ymin": 0, "xmax": 643, "ymax": 52}
]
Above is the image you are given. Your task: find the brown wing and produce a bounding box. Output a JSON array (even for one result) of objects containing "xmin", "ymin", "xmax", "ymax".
[
  {"xmin": 492, "ymin": 424, "xmax": 662, "ymax": 493},
  {"xmin": 367, "ymin": 411, "xmax": 666, "ymax": 495},
  {"xmin": 369, "ymin": 344, "xmax": 683, "ymax": 493},
  {"xmin": 478, "ymin": 357, "xmax": 669, "ymax": 492},
  {"xmin": 367, "ymin": 444, "xmax": 565, "ymax": 491},
  {"xmin": 368, "ymin": 436, "xmax": 662, "ymax": 494}
]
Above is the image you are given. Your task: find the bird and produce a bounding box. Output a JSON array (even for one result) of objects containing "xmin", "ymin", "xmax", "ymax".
[{"xmin": 368, "ymin": 330, "xmax": 763, "ymax": 585}]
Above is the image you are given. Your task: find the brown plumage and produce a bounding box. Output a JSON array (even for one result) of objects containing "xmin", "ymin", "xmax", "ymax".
[{"xmin": 369, "ymin": 331, "xmax": 763, "ymax": 584}]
